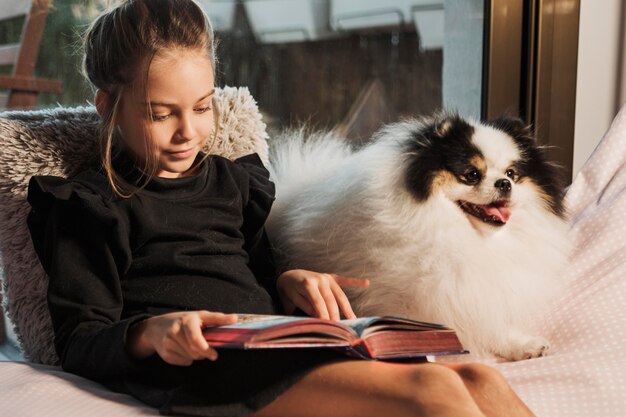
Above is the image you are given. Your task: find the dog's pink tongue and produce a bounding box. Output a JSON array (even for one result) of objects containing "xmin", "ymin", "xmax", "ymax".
[{"xmin": 482, "ymin": 205, "xmax": 511, "ymax": 223}]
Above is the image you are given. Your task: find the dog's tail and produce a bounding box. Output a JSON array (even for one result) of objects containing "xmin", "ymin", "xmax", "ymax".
[{"xmin": 268, "ymin": 128, "xmax": 354, "ymax": 199}]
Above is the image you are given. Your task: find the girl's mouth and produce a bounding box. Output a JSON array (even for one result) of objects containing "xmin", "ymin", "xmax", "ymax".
[{"xmin": 166, "ymin": 147, "xmax": 195, "ymax": 159}]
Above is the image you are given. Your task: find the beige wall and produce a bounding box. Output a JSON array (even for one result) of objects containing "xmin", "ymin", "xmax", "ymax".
[{"xmin": 573, "ymin": 0, "xmax": 626, "ymax": 179}]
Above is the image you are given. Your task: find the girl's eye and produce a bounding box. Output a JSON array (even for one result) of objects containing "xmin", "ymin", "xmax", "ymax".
[
  {"xmin": 195, "ymin": 106, "xmax": 212, "ymax": 114},
  {"xmin": 149, "ymin": 106, "xmax": 211, "ymax": 121},
  {"xmin": 151, "ymin": 113, "xmax": 170, "ymax": 122}
]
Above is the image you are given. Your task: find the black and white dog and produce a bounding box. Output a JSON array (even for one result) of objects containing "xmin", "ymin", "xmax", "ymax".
[{"xmin": 266, "ymin": 114, "xmax": 570, "ymax": 361}]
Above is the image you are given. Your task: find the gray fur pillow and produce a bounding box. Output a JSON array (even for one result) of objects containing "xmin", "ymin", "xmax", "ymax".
[{"xmin": 0, "ymin": 86, "xmax": 269, "ymax": 365}]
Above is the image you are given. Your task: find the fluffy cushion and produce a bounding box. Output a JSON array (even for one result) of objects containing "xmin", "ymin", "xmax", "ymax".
[{"xmin": 0, "ymin": 86, "xmax": 269, "ymax": 365}]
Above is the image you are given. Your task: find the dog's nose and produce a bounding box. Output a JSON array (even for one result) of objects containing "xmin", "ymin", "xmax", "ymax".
[{"xmin": 495, "ymin": 178, "xmax": 512, "ymax": 193}]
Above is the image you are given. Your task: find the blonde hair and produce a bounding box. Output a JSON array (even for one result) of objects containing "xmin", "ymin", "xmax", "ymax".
[{"xmin": 83, "ymin": 0, "xmax": 218, "ymax": 197}]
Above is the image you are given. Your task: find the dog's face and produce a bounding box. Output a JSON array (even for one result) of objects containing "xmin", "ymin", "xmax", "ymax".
[{"xmin": 403, "ymin": 114, "xmax": 565, "ymax": 231}]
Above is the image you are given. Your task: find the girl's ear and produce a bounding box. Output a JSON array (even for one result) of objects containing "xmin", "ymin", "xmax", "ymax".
[{"xmin": 94, "ymin": 89, "xmax": 109, "ymax": 118}]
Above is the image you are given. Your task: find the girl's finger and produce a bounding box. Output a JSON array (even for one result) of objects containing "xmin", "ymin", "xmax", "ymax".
[
  {"xmin": 161, "ymin": 348, "xmax": 194, "ymax": 366},
  {"xmin": 318, "ymin": 281, "xmax": 341, "ymax": 321},
  {"xmin": 197, "ymin": 312, "xmax": 237, "ymax": 360},
  {"xmin": 331, "ymin": 274, "xmax": 370, "ymax": 289},
  {"xmin": 181, "ymin": 336, "xmax": 218, "ymax": 362},
  {"xmin": 179, "ymin": 312, "xmax": 235, "ymax": 361},
  {"xmin": 207, "ymin": 347, "xmax": 220, "ymax": 361},
  {"xmin": 289, "ymin": 292, "xmax": 316, "ymax": 316},
  {"xmin": 181, "ymin": 315, "xmax": 214, "ymax": 359},
  {"xmin": 199, "ymin": 311, "xmax": 238, "ymax": 327},
  {"xmin": 330, "ymin": 283, "xmax": 357, "ymax": 320},
  {"xmin": 300, "ymin": 285, "xmax": 330, "ymax": 320},
  {"xmin": 158, "ymin": 335, "xmax": 196, "ymax": 365}
]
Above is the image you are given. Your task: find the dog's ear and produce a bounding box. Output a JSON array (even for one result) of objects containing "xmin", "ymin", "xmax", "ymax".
[
  {"xmin": 435, "ymin": 118, "xmax": 454, "ymax": 137},
  {"xmin": 490, "ymin": 116, "xmax": 566, "ymax": 216},
  {"xmin": 488, "ymin": 116, "xmax": 534, "ymax": 141},
  {"xmin": 487, "ymin": 116, "xmax": 535, "ymax": 142},
  {"xmin": 489, "ymin": 116, "xmax": 542, "ymax": 155},
  {"xmin": 432, "ymin": 113, "xmax": 474, "ymax": 140}
]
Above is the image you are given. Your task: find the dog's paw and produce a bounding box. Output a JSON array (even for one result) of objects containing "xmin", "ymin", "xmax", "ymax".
[{"xmin": 497, "ymin": 336, "xmax": 551, "ymax": 361}]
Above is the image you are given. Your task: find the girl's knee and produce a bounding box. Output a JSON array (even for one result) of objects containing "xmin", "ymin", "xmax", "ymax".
[
  {"xmin": 399, "ymin": 364, "xmax": 483, "ymax": 416},
  {"xmin": 452, "ymin": 363, "xmax": 510, "ymax": 390},
  {"xmin": 407, "ymin": 363, "xmax": 466, "ymax": 387}
]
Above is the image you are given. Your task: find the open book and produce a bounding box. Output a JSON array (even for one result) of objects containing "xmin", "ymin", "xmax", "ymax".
[{"xmin": 202, "ymin": 314, "xmax": 467, "ymax": 361}]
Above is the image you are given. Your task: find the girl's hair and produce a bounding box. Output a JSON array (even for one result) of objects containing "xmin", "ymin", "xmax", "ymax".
[{"xmin": 83, "ymin": 0, "xmax": 218, "ymax": 197}]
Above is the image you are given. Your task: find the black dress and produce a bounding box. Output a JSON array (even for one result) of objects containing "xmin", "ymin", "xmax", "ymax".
[{"xmin": 26, "ymin": 147, "xmax": 344, "ymax": 417}]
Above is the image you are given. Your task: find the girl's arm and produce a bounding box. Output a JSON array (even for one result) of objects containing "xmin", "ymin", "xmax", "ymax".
[
  {"xmin": 29, "ymin": 187, "xmax": 144, "ymax": 379},
  {"xmin": 237, "ymin": 154, "xmax": 282, "ymax": 306},
  {"xmin": 243, "ymin": 226, "xmax": 282, "ymax": 307}
]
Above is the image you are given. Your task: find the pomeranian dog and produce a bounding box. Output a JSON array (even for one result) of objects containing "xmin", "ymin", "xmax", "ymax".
[{"xmin": 266, "ymin": 113, "xmax": 570, "ymax": 361}]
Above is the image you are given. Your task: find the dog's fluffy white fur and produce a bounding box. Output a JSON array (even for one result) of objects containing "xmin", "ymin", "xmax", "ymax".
[{"xmin": 266, "ymin": 114, "xmax": 570, "ymax": 361}]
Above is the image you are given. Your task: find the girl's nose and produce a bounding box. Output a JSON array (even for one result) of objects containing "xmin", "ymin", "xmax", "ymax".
[{"xmin": 175, "ymin": 114, "xmax": 195, "ymax": 141}]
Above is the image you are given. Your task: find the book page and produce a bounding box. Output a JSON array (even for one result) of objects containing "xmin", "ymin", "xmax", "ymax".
[
  {"xmin": 202, "ymin": 314, "xmax": 355, "ymax": 347},
  {"xmin": 216, "ymin": 314, "xmax": 310, "ymax": 330}
]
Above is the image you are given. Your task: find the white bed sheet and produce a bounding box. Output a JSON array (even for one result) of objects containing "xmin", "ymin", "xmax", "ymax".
[
  {"xmin": 2, "ymin": 106, "xmax": 626, "ymax": 416},
  {"xmin": 0, "ymin": 361, "xmax": 158, "ymax": 416}
]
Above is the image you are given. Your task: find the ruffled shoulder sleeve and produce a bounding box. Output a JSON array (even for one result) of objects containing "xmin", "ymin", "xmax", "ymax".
[
  {"xmin": 28, "ymin": 173, "xmax": 114, "ymax": 213},
  {"xmin": 234, "ymin": 153, "xmax": 275, "ymax": 220},
  {"xmin": 27, "ymin": 174, "xmax": 120, "ymax": 263}
]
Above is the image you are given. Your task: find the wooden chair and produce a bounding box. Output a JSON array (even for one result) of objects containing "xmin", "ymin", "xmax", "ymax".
[{"xmin": 0, "ymin": 0, "xmax": 63, "ymax": 109}]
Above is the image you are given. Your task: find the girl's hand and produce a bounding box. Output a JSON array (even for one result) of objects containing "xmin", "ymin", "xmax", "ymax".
[
  {"xmin": 127, "ymin": 311, "xmax": 238, "ymax": 366},
  {"xmin": 276, "ymin": 269, "xmax": 370, "ymax": 321}
]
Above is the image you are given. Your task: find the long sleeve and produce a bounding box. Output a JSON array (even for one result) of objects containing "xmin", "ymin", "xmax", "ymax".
[
  {"xmin": 235, "ymin": 154, "xmax": 282, "ymax": 309},
  {"xmin": 27, "ymin": 175, "xmax": 150, "ymax": 380}
]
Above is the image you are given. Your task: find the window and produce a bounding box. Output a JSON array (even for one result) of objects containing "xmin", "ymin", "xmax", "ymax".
[{"xmin": 1, "ymin": 0, "xmax": 486, "ymax": 142}]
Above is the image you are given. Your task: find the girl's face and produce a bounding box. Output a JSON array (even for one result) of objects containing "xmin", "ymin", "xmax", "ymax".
[{"xmin": 117, "ymin": 49, "xmax": 215, "ymax": 178}]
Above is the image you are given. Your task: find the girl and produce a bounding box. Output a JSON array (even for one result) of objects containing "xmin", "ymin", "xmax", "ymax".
[{"xmin": 26, "ymin": 1, "xmax": 536, "ymax": 416}]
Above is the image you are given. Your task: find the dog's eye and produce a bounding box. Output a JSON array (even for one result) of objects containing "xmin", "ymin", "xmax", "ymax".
[
  {"xmin": 506, "ymin": 168, "xmax": 517, "ymax": 179},
  {"xmin": 464, "ymin": 169, "xmax": 481, "ymax": 185}
]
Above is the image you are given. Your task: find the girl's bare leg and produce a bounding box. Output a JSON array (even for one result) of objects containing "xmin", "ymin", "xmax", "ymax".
[
  {"xmin": 251, "ymin": 360, "xmax": 532, "ymax": 417},
  {"xmin": 439, "ymin": 363, "xmax": 535, "ymax": 417}
]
